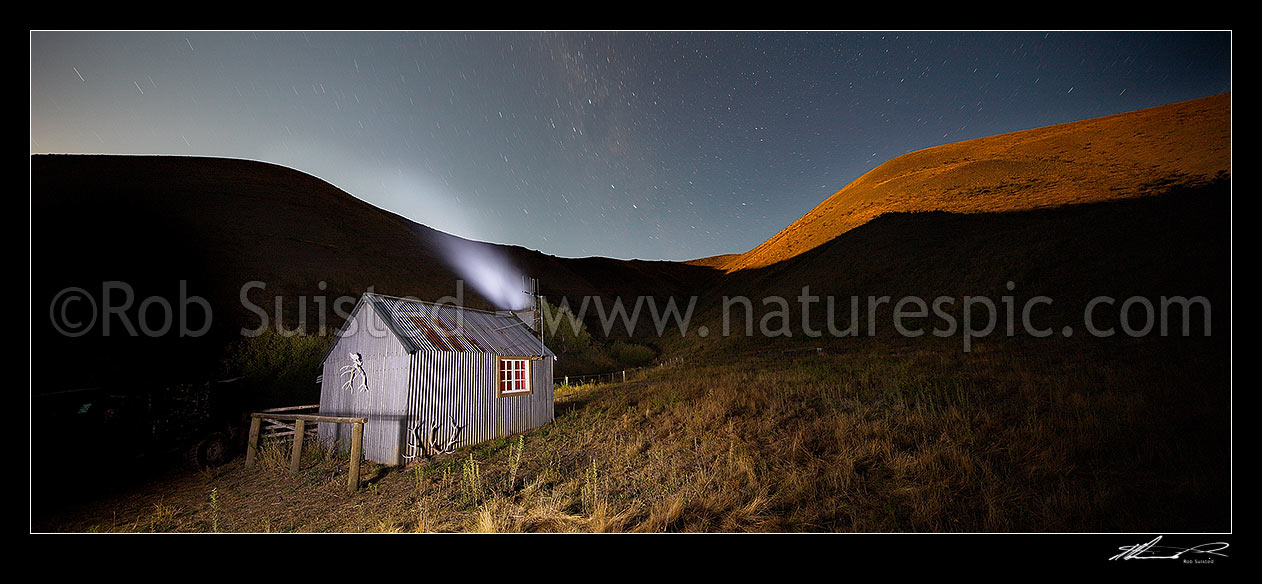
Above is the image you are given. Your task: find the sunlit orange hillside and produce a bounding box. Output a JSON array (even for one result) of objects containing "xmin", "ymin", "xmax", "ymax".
[{"xmin": 711, "ymin": 93, "xmax": 1230, "ymax": 272}]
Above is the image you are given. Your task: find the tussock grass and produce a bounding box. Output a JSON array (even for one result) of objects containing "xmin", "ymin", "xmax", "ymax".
[{"xmin": 35, "ymin": 335, "xmax": 1226, "ymax": 533}]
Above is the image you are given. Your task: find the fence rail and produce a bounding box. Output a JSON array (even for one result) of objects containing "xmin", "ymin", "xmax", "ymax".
[{"xmin": 257, "ymin": 404, "xmax": 321, "ymax": 438}]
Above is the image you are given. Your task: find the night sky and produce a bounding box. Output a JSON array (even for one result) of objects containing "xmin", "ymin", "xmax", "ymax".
[{"xmin": 29, "ymin": 31, "xmax": 1231, "ymax": 261}]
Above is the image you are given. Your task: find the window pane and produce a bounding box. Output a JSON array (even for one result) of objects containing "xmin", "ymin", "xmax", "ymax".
[{"xmin": 498, "ymin": 359, "xmax": 530, "ymax": 393}]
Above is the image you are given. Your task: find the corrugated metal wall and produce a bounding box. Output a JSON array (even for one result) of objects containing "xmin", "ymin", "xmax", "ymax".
[
  {"xmin": 319, "ymin": 297, "xmax": 555, "ymax": 466},
  {"xmin": 407, "ymin": 352, "xmax": 554, "ymax": 457},
  {"xmin": 318, "ymin": 301, "xmax": 412, "ymax": 464}
]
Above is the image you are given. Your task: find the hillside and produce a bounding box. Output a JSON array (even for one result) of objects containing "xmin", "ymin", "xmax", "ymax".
[
  {"xmin": 674, "ymin": 178, "xmax": 1230, "ymax": 360},
  {"xmin": 713, "ymin": 93, "xmax": 1230, "ymax": 272},
  {"xmin": 30, "ymin": 155, "xmax": 717, "ymax": 392}
]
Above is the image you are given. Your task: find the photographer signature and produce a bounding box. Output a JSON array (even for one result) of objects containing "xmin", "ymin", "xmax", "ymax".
[{"xmin": 1110, "ymin": 536, "xmax": 1229, "ymax": 561}]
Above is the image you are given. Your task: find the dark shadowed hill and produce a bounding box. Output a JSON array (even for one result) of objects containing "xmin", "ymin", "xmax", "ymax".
[
  {"xmin": 30, "ymin": 154, "xmax": 718, "ymax": 393},
  {"xmin": 674, "ymin": 177, "xmax": 1230, "ymax": 357}
]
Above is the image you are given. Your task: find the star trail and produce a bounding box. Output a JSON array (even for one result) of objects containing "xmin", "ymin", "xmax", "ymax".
[{"xmin": 29, "ymin": 31, "xmax": 1230, "ymax": 261}]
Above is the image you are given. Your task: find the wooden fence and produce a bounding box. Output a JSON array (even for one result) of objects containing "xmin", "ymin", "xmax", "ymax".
[
  {"xmin": 554, "ymin": 357, "xmax": 685, "ymax": 387},
  {"xmin": 244, "ymin": 408, "xmax": 368, "ymax": 492}
]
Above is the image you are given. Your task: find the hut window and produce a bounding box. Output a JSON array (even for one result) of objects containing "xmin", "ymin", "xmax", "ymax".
[{"xmin": 498, "ymin": 357, "xmax": 532, "ymax": 396}]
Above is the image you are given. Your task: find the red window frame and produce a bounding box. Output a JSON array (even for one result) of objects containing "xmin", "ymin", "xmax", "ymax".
[{"xmin": 497, "ymin": 357, "xmax": 532, "ymax": 396}]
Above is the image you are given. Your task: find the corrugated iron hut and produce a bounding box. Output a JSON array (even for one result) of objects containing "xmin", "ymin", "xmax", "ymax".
[{"xmin": 318, "ymin": 293, "xmax": 555, "ymax": 465}]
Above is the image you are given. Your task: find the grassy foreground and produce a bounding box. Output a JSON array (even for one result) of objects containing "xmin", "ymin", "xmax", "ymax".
[{"xmin": 34, "ymin": 334, "xmax": 1228, "ymax": 533}]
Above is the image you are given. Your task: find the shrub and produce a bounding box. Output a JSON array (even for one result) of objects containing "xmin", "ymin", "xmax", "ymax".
[
  {"xmin": 610, "ymin": 341, "xmax": 656, "ymax": 367},
  {"xmin": 221, "ymin": 328, "xmax": 332, "ymax": 408}
]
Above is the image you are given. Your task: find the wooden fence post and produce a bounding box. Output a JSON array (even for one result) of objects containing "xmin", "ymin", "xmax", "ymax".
[
  {"xmin": 348, "ymin": 420, "xmax": 364, "ymax": 492},
  {"xmin": 289, "ymin": 419, "xmax": 306, "ymax": 473},
  {"xmin": 245, "ymin": 415, "xmax": 262, "ymax": 467}
]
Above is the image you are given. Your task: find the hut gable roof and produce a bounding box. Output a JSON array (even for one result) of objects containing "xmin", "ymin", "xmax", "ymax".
[{"xmin": 337, "ymin": 293, "xmax": 554, "ymax": 358}]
